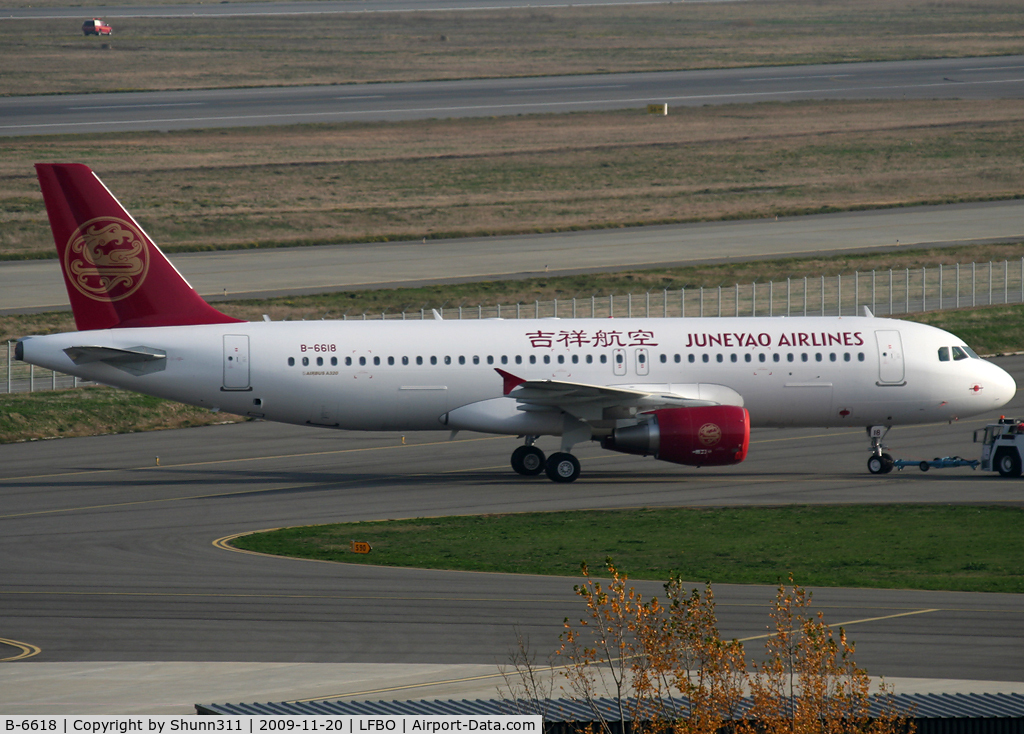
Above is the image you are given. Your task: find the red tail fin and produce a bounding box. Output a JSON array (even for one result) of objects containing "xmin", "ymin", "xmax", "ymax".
[{"xmin": 35, "ymin": 163, "xmax": 243, "ymax": 331}]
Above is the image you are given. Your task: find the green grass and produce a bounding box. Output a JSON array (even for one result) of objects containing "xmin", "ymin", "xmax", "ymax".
[
  {"xmin": 231, "ymin": 506, "xmax": 1024, "ymax": 594},
  {"xmin": 0, "ymin": 386, "xmax": 240, "ymax": 443}
]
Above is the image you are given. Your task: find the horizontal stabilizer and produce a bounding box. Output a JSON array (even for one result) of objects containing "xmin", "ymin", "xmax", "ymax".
[{"xmin": 64, "ymin": 345, "xmax": 167, "ymax": 376}]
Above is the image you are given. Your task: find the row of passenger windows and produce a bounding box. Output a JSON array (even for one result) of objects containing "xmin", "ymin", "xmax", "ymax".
[
  {"xmin": 287, "ymin": 351, "xmax": 868, "ymax": 367},
  {"xmin": 664, "ymin": 351, "xmax": 866, "ymax": 364}
]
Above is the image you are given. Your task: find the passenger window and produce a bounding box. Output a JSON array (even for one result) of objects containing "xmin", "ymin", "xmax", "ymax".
[
  {"xmin": 716, "ymin": 354, "xmax": 723, "ymax": 363},
  {"xmin": 473, "ymin": 355, "xmax": 480, "ymax": 365},
  {"xmin": 302, "ymin": 357, "xmax": 309, "ymax": 366},
  {"xmin": 745, "ymin": 354, "xmax": 752, "ymax": 363},
  {"xmin": 938, "ymin": 347, "xmax": 950, "ymax": 362},
  {"xmin": 600, "ymin": 354, "xmax": 608, "ymax": 364},
  {"xmin": 952, "ymin": 346, "xmax": 969, "ymax": 361},
  {"xmin": 487, "ymin": 355, "xmax": 494, "ymax": 365},
  {"xmin": 815, "ymin": 353, "xmax": 822, "ymax": 362},
  {"xmin": 402, "ymin": 356, "xmax": 409, "ymax": 365},
  {"xmin": 288, "ymin": 357, "xmax": 295, "ymax": 366},
  {"xmin": 416, "ymin": 356, "xmax": 423, "ymax": 365},
  {"xmin": 843, "ymin": 353, "xmax": 850, "ymax": 362},
  {"xmin": 801, "ymin": 353, "xmax": 808, "ymax": 362},
  {"xmin": 829, "ymin": 353, "xmax": 836, "ymax": 362},
  {"xmin": 557, "ymin": 355, "xmax": 564, "ymax": 364},
  {"xmin": 444, "ymin": 356, "xmax": 452, "ymax": 365},
  {"xmin": 660, "ymin": 354, "xmax": 667, "ymax": 363},
  {"xmin": 857, "ymin": 352, "xmax": 865, "ymax": 362},
  {"xmin": 458, "ymin": 356, "xmax": 465, "ymax": 365},
  {"xmin": 586, "ymin": 355, "xmax": 593, "ymax": 364},
  {"xmin": 689, "ymin": 354, "xmax": 695, "ymax": 363},
  {"xmin": 317, "ymin": 357, "xmax": 323, "ymax": 366},
  {"xmin": 773, "ymin": 354, "xmax": 780, "ymax": 363},
  {"xmin": 730, "ymin": 354, "xmax": 737, "ymax": 363},
  {"xmin": 373, "ymin": 356, "xmax": 380, "ymax": 366},
  {"xmin": 543, "ymin": 355, "xmax": 551, "ymax": 364},
  {"xmin": 346, "ymin": 357, "xmax": 353, "ymax": 366},
  {"xmin": 675, "ymin": 354, "xmax": 681, "ymax": 363},
  {"xmin": 615, "ymin": 353, "xmax": 624, "ymax": 364},
  {"xmin": 529, "ymin": 355, "xmax": 536, "ymax": 364},
  {"xmin": 430, "ymin": 356, "xmax": 437, "ymax": 365},
  {"xmin": 359, "ymin": 356, "xmax": 366, "ymax": 366},
  {"xmin": 758, "ymin": 354, "xmax": 765, "ymax": 363},
  {"xmin": 702, "ymin": 354, "xmax": 709, "ymax": 363},
  {"xmin": 331, "ymin": 357, "xmax": 337, "ymax": 366},
  {"xmin": 787, "ymin": 353, "xmax": 794, "ymax": 362},
  {"xmin": 572, "ymin": 354, "xmax": 579, "ymax": 364}
]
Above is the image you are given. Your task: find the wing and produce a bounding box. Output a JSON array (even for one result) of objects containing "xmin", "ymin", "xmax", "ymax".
[{"xmin": 494, "ymin": 368, "xmax": 742, "ymax": 422}]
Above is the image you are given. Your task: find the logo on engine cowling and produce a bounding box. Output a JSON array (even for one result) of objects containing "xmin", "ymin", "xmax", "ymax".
[
  {"xmin": 697, "ymin": 422, "xmax": 722, "ymax": 446},
  {"xmin": 64, "ymin": 216, "xmax": 149, "ymax": 302}
]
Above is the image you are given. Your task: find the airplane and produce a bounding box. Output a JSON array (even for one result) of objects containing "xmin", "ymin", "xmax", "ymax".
[{"xmin": 16, "ymin": 163, "xmax": 1018, "ymax": 482}]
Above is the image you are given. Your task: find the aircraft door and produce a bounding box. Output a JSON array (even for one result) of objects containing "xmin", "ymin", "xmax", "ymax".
[
  {"xmin": 222, "ymin": 334, "xmax": 250, "ymax": 390},
  {"xmin": 635, "ymin": 348, "xmax": 649, "ymax": 376},
  {"xmin": 875, "ymin": 330, "xmax": 906, "ymax": 385},
  {"xmin": 613, "ymin": 348, "xmax": 626, "ymax": 376}
]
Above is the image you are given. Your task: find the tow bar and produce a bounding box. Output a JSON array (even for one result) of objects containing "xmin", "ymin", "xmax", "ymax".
[{"xmin": 892, "ymin": 456, "xmax": 980, "ymax": 472}]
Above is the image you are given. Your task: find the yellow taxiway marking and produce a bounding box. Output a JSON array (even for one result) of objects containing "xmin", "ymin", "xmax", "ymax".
[
  {"xmin": 294, "ymin": 608, "xmax": 941, "ymax": 702},
  {"xmin": 0, "ymin": 637, "xmax": 41, "ymax": 662},
  {"xmin": 0, "ymin": 435, "xmax": 510, "ymax": 485}
]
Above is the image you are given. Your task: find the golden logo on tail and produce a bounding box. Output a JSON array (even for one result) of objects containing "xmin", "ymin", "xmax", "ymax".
[
  {"xmin": 698, "ymin": 422, "xmax": 722, "ymax": 446},
  {"xmin": 64, "ymin": 217, "xmax": 149, "ymax": 302}
]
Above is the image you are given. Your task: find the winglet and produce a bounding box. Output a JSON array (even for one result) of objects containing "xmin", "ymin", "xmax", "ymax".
[{"xmin": 495, "ymin": 368, "xmax": 526, "ymax": 395}]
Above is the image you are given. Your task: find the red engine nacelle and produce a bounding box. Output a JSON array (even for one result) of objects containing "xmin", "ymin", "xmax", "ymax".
[{"xmin": 601, "ymin": 405, "xmax": 750, "ymax": 467}]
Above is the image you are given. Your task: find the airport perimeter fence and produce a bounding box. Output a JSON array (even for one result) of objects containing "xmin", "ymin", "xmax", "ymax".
[{"xmin": 4, "ymin": 258, "xmax": 1024, "ymax": 394}]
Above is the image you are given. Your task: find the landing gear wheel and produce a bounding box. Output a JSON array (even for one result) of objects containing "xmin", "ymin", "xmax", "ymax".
[
  {"xmin": 919, "ymin": 461, "xmax": 930, "ymax": 472},
  {"xmin": 545, "ymin": 452, "xmax": 581, "ymax": 483},
  {"xmin": 867, "ymin": 453, "xmax": 894, "ymax": 475},
  {"xmin": 996, "ymin": 451, "xmax": 1022, "ymax": 478},
  {"xmin": 511, "ymin": 445, "xmax": 546, "ymax": 476}
]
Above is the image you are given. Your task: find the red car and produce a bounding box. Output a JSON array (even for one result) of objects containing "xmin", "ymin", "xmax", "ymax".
[{"xmin": 82, "ymin": 19, "xmax": 112, "ymax": 36}]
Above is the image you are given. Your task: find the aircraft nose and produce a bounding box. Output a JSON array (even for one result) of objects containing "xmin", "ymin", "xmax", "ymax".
[{"xmin": 987, "ymin": 361, "xmax": 1017, "ymax": 409}]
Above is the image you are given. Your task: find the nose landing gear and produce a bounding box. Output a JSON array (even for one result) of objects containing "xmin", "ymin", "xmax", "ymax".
[{"xmin": 866, "ymin": 425, "xmax": 894, "ymax": 474}]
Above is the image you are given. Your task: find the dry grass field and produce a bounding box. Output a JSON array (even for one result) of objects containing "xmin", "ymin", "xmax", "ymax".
[
  {"xmin": 3, "ymin": 99, "xmax": 1024, "ymax": 257},
  {"xmin": 3, "ymin": 0, "xmax": 1023, "ymax": 95}
]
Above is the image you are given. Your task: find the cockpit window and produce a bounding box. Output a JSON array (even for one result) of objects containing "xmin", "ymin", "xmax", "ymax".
[
  {"xmin": 938, "ymin": 347, "xmax": 950, "ymax": 362},
  {"xmin": 951, "ymin": 346, "xmax": 969, "ymax": 361},
  {"xmin": 963, "ymin": 345, "xmax": 980, "ymax": 359}
]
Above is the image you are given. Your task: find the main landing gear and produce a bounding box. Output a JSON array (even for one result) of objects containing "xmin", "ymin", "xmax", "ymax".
[
  {"xmin": 510, "ymin": 437, "xmax": 582, "ymax": 483},
  {"xmin": 866, "ymin": 425, "xmax": 895, "ymax": 474}
]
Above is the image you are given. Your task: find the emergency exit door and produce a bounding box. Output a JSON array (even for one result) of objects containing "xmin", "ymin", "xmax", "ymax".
[{"xmin": 223, "ymin": 334, "xmax": 251, "ymax": 390}]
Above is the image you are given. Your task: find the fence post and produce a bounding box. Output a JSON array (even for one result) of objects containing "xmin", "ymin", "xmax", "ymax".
[
  {"xmin": 663, "ymin": 289, "xmax": 667, "ymax": 318},
  {"xmin": 700, "ymin": 287, "xmax": 704, "ymax": 318},
  {"xmin": 803, "ymin": 276, "xmax": 808, "ymax": 316},
  {"xmin": 733, "ymin": 284, "xmax": 738, "ymax": 317},
  {"xmin": 752, "ymin": 282, "xmax": 756, "ymax": 317},
  {"xmin": 681, "ymin": 288, "xmax": 685, "ymax": 318},
  {"xmin": 989, "ymin": 261, "xmax": 993, "ymax": 306},
  {"xmin": 1005, "ymin": 260, "xmax": 1009, "ymax": 305},
  {"xmin": 820, "ymin": 275, "xmax": 825, "ymax": 316},
  {"xmin": 837, "ymin": 274, "xmax": 841, "ymax": 316},
  {"xmin": 787, "ymin": 277, "xmax": 791, "ymax": 316},
  {"xmin": 769, "ymin": 281, "xmax": 773, "ymax": 317},
  {"xmin": 6, "ymin": 341, "xmax": 10, "ymax": 394},
  {"xmin": 956, "ymin": 263, "xmax": 960, "ymax": 308},
  {"xmin": 553, "ymin": 299, "xmax": 558, "ymax": 318},
  {"xmin": 922, "ymin": 267, "xmax": 926, "ymax": 312},
  {"xmin": 939, "ymin": 264, "xmax": 943, "ymax": 310},
  {"xmin": 609, "ymin": 294, "xmax": 614, "ymax": 318},
  {"xmin": 972, "ymin": 262, "xmax": 976, "ymax": 307},
  {"xmin": 854, "ymin": 271, "xmax": 858, "ymax": 314},
  {"xmin": 646, "ymin": 291, "xmax": 650, "ymax": 317},
  {"xmin": 905, "ymin": 268, "xmax": 909, "ymax": 314},
  {"xmin": 591, "ymin": 295, "xmax": 595, "ymax": 318},
  {"xmin": 872, "ymin": 270, "xmax": 876, "ymax": 315},
  {"xmin": 29, "ymin": 363, "xmax": 34, "ymax": 393}
]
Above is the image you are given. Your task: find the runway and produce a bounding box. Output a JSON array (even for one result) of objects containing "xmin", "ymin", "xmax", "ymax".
[
  {"xmin": 3, "ymin": 200, "xmax": 1024, "ymax": 315},
  {"xmin": 1, "ymin": 355, "xmax": 1022, "ymax": 712},
  {"xmin": 4, "ymin": 56, "xmax": 1024, "ymax": 136}
]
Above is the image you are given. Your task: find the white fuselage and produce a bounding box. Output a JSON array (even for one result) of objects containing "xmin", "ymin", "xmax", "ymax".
[{"xmin": 19, "ymin": 315, "xmax": 1016, "ymax": 434}]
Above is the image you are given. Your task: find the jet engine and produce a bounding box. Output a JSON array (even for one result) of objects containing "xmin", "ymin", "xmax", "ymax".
[{"xmin": 601, "ymin": 405, "xmax": 750, "ymax": 467}]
